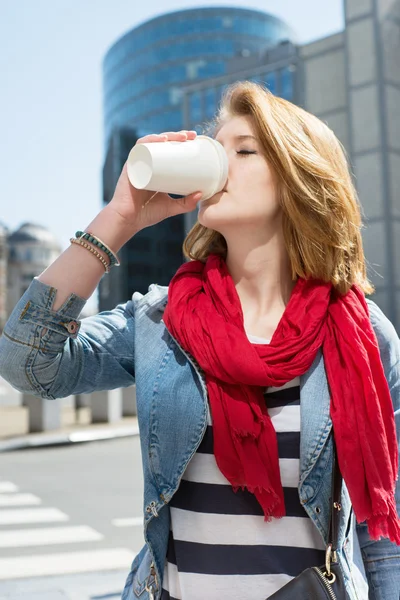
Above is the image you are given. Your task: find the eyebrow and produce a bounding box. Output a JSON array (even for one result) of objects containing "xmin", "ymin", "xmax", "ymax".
[
  {"xmin": 235, "ymin": 135, "xmax": 258, "ymax": 141},
  {"xmin": 217, "ymin": 134, "xmax": 259, "ymax": 145}
]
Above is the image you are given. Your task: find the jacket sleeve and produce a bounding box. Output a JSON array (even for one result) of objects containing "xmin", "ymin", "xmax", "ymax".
[
  {"xmin": 356, "ymin": 299, "xmax": 400, "ymax": 600},
  {"xmin": 0, "ymin": 278, "xmax": 135, "ymax": 399}
]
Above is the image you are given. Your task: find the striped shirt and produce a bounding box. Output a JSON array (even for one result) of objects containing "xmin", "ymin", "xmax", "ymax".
[{"xmin": 161, "ymin": 336, "xmax": 325, "ymax": 599}]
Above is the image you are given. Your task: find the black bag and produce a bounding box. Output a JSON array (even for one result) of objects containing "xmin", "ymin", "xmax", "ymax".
[{"xmin": 267, "ymin": 439, "xmax": 350, "ymax": 599}]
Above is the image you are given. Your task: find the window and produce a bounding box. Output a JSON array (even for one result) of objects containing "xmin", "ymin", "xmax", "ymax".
[
  {"xmin": 186, "ymin": 59, "xmax": 206, "ymax": 81},
  {"xmin": 205, "ymin": 87, "xmax": 217, "ymax": 119},
  {"xmin": 189, "ymin": 91, "xmax": 202, "ymax": 124},
  {"xmin": 280, "ymin": 66, "xmax": 294, "ymax": 100},
  {"xmin": 169, "ymin": 86, "xmax": 183, "ymax": 106},
  {"xmin": 264, "ymin": 71, "xmax": 277, "ymax": 95}
]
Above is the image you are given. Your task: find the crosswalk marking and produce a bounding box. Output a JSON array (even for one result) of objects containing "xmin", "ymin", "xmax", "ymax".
[
  {"xmin": 0, "ymin": 525, "xmax": 103, "ymax": 548},
  {"xmin": 112, "ymin": 517, "xmax": 143, "ymax": 527},
  {"xmin": 0, "ymin": 507, "xmax": 69, "ymax": 525},
  {"xmin": 0, "ymin": 478, "xmax": 136, "ymax": 581},
  {"xmin": 0, "ymin": 548, "xmax": 135, "ymax": 579},
  {"xmin": 0, "ymin": 482, "xmax": 18, "ymax": 493},
  {"xmin": 0, "ymin": 493, "xmax": 41, "ymax": 507}
]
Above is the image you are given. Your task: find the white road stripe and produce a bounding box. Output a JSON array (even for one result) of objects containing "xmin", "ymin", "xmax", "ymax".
[
  {"xmin": 0, "ymin": 525, "xmax": 103, "ymax": 548},
  {"xmin": 0, "ymin": 548, "xmax": 135, "ymax": 580},
  {"xmin": 0, "ymin": 482, "xmax": 18, "ymax": 493},
  {"xmin": 0, "ymin": 508, "xmax": 69, "ymax": 525},
  {"xmin": 0, "ymin": 493, "xmax": 41, "ymax": 507},
  {"xmin": 112, "ymin": 517, "xmax": 143, "ymax": 527}
]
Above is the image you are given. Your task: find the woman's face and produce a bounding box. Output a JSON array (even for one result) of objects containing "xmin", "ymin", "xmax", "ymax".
[{"xmin": 198, "ymin": 115, "xmax": 280, "ymax": 233}]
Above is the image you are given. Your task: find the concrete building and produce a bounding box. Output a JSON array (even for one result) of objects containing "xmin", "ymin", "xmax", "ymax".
[
  {"xmin": 301, "ymin": 0, "xmax": 400, "ymax": 326},
  {"xmin": 102, "ymin": 0, "xmax": 400, "ymax": 330},
  {"xmin": 7, "ymin": 223, "xmax": 61, "ymax": 315}
]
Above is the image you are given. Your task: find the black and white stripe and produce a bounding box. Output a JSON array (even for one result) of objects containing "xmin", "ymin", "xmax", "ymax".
[{"xmin": 161, "ymin": 361, "xmax": 324, "ymax": 599}]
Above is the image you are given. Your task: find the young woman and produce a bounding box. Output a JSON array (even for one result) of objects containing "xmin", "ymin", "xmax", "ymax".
[{"xmin": 0, "ymin": 82, "xmax": 399, "ymax": 600}]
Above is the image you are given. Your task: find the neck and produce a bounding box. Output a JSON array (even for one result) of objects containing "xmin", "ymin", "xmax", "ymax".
[{"xmin": 224, "ymin": 226, "xmax": 295, "ymax": 337}]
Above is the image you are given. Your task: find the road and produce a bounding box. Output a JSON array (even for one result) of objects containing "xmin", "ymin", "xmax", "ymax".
[{"xmin": 0, "ymin": 436, "xmax": 145, "ymax": 598}]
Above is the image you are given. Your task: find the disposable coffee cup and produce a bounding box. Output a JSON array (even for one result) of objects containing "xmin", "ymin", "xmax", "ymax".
[{"xmin": 126, "ymin": 135, "xmax": 228, "ymax": 201}]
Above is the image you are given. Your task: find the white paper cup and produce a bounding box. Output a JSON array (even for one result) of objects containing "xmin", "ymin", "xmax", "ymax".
[{"xmin": 126, "ymin": 135, "xmax": 228, "ymax": 201}]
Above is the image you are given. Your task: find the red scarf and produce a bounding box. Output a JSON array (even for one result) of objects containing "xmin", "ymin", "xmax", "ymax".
[{"xmin": 163, "ymin": 254, "xmax": 400, "ymax": 543}]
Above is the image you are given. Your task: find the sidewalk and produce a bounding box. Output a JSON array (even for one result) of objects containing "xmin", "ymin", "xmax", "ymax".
[
  {"xmin": 0, "ymin": 569, "xmax": 128, "ymax": 600},
  {"xmin": 0, "ymin": 417, "xmax": 139, "ymax": 452}
]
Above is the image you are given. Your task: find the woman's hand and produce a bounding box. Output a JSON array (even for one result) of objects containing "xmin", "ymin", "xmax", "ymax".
[{"xmin": 108, "ymin": 130, "xmax": 202, "ymax": 234}]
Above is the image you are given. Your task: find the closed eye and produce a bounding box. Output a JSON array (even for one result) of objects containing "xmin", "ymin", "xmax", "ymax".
[{"xmin": 237, "ymin": 150, "xmax": 257, "ymax": 156}]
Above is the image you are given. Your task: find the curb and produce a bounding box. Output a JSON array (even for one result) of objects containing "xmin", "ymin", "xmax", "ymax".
[{"xmin": 0, "ymin": 423, "xmax": 140, "ymax": 453}]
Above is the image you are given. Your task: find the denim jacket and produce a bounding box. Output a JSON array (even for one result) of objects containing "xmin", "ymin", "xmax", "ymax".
[{"xmin": 0, "ymin": 278, "xmax": 399, "ymax": 600}]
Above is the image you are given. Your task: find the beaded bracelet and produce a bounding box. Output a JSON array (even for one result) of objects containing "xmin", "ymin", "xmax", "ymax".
[
  {"xmin": 75, "ymin": 231, "xmax": 120, "ymax": 267},
  {"xmin": 70, "ymin": 238, "xmax": 110, "ymax": 273}
]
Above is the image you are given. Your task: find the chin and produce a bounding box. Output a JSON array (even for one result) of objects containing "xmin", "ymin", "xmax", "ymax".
[
  {"xmin": 198, "ymin": 207, "xmax": 235, "ymax": 230},
  {"xmin": 198, "ymin": 202, "xmax": 221, "ymax": 226}
]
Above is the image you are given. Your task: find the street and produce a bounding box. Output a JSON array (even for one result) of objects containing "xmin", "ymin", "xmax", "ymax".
[{"xmin": 0, "ymin": 437, "xmax": 145, "ymax": 598}]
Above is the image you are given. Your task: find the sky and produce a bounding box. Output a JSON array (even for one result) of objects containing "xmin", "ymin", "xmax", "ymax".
[{"xmin": 1, "ymin": 0, "xmax": 344, "ymax": 309}]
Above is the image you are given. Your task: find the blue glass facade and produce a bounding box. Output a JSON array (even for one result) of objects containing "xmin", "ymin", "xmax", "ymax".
[
  {"xmin": 103, "ymin": 7, "xmax": 295, "ymax": 144},
  {"xmin": 183, "ymin": 57, "xmax": 298, "ymax": 132}
]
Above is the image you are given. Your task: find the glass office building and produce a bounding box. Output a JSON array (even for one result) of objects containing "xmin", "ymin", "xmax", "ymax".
[
  {"xmin": 182, "ymin": 40, "xmax": 298, "ymax": 131},
  {"xmin": 103, "ymin": 8, "xmax": 295, "ymax": 143},
  {"xmin": 100, "ymin": 7, "xmax": 295, "ymax": 308}
]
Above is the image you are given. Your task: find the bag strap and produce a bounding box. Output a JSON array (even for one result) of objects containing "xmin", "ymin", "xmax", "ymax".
[{"xmin": 328, "ymin": 435, "xmax": 343, "ymax": 553}]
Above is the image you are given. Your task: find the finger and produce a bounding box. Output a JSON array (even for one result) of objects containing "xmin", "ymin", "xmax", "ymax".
[
  {"xmin": 186, "ymin": 191, "xmax": 203, "ymax": 200},
  {"xmin": 183, "ymin": 130, "xmax": 197, "ymax": 139},
  {"xmin": 136, "ymin": 134, "xmax": 168, "ymax": 144},
  {"xmin": 161, "ymin": 131, "xmax": 187, "ymax": 137},
  {"xmin": 137, "ymin": 132, "xmax": 186, "ymax": 145},
  {"xmin": 159, "ymin": 131, "xmax": 194, "ymax": 141},
  {"xmin": 137, "ymin": 131, "xmax": 197, "ymax": 145},
  {"xmin": 169, "ymin": 191, "xmax": 203, "ymax": 215}
]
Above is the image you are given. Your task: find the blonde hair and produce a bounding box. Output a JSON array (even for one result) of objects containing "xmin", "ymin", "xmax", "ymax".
[{"xmin": 183, "ymin": 81, "xmax": 373, "ymax": 295}]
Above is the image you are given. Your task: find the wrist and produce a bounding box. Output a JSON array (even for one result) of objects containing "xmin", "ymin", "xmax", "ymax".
[{"xmin": 85, "ymin": 204, "xmax": 139, "ymax": 253}]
